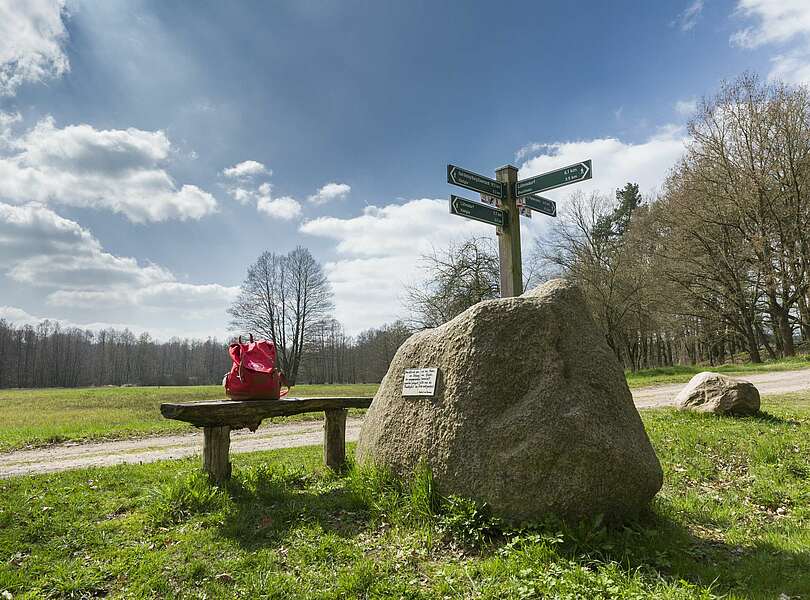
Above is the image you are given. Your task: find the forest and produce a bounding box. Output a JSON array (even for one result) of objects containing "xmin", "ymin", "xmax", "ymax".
[
  {"xmin": 543, "ymin": 74, "xmax": 810, "ymax": 370},
  {"xmin": 0, "ymin": 317, "xmax": 409, "ymax": 389}
]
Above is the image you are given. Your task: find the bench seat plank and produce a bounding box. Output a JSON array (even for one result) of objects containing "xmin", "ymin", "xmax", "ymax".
[{"xmin": 160, "ymin": 396, "xmax": 373, "ymax": 430}]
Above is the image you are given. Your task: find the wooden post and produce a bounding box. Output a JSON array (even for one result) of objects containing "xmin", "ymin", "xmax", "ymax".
[
  {"xmin": 323, "ymin": 409, "xmax": 348, "ymax": 471},
  {"xmin": 203, "ymin": 425, "xmax": 231, "ymax": 484},
  {"xmin": 495, "ymin": 165, "xmax": 522, "ymax": 297}
]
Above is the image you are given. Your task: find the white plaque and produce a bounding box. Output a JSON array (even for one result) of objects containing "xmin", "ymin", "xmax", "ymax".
[{"xmin": 402, "ymin": 368, "xmax": 438, "ymax": 396}]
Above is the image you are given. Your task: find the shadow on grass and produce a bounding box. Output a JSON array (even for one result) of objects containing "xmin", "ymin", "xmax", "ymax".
[
  {"xmin": 680, "ymin": 409, "xmax": 802, "ymax": 426},
  {"xmin": 553, "ymin": 505, "xmax": 810, "ymax": 597},
  {"xmin": 208, "ymin": 465, "xmax": 809, "ymax": 598},
  {"xmin": 218, "ymin": 467, "xmax": 371, "ymax": 551},
  {"xmin": 749, "ymin": 410, "xmax": 803, "ymax": 425}
]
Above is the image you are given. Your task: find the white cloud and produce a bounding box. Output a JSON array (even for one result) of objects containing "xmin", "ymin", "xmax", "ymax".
[
  {"xmin": 222, "ymin": 159, "xmax": 270, "ymax": 179},
  {"xmin": 674, "ymin": 98, "xmax": 698, "ymax": 117},
  {"xmin": 221, "ymin": 163, "xmax": 302, "ymax": 219},
  {"xmin": 0, "ymin": 111, "xmax": 21, "ymax": 146},
  {"xmin": 0, "ymin": 202, "xmax": 238, "ymax": 335},
  {"xmin": 0, "ymin": 304, "xmax": 229, "ymax": 341},
  {"xmin": 676, "ymin": 0, "xmax": 704, "ymax": 31},
  {"xmin": 517, "ymin": 126, "xmax": 688, "ymax": 202},
  {"xmin": 307, "ymin": 182, "xmax": 351, "ymax": 205},
  {"xmin": 731, "ymin": 0, "xmax": 810, "ymax": 84},
  {"xmin": 515, "ymin": 142, "xmax": 544, "ymax": 162},
  {"xmin": 48, "ymin": 282, "xmax": 238, "ymax": 315},
  {"xmin": 0, "ymin": 0, "xmax": 69, "ymax": 96},
  {"xmin": 0, "ymin": 115, "xmax": 218, "ymax": 222},
  {"xmin": 768, "ymin": 49, "xmax": 810, "ymax": 84},
  {"xmin": 257, "ymin": 195, "xmax": 302, "ymax": 220},
  {"xmin": 301, "ymin": 198, "xmax": 493, "ymax": 332},
  {"xmin": 0, "ymin": 201, "xmax": 171, "ymax": 290},
  {"xmin": 0, "ymin": 305, "xmax": 144, "ymax": 334},
  {"xmin": 731, "ymin": 0, "xmax": 810, "ymax": 48},
  {"xmin": 227, "ymin": 187, "xmax": 254, "ymax": 204}
]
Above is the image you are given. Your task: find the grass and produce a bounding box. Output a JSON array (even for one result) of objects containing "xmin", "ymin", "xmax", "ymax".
[
  {"xmin": 0, "ymin": 393, "xmax": 808, "ymax": 598},
  {"xmin": 0, "ymin": 384, "xmax": 379, "ymax": 452},
  {"xmin": 625, "ymin": 354, "xmax": 810, "ymax": 388},
  {"xmin": 1, "ymin": 354, "xmax": 808, "ymax": 451}
]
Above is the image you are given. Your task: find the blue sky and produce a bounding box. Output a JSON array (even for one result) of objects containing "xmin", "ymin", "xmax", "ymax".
[{"xmin": 1, "ymin": 0, "xmax": 809, "ymax": 338}]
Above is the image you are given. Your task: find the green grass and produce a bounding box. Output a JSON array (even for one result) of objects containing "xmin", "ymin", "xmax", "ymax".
[
  {"xmin": 625, "ymin": 354, "xmax": 810, "ymax": 388},
  {"xmin": 0, "ymin": 394, "xmax": 808, "ymax": 598},
  {"xmin": 0, "ymin": 384, "xmax": 379, "ymax": 451},
  {"xmin": 2, "ymin": 355, "xmax": 809, "ymax": 451}
]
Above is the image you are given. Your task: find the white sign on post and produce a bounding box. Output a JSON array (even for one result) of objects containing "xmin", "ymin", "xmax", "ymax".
[
  {"xmin": 402, "ymin": 368, "xmax": 439, "ymax": 396},
  {"xmin": 482, "ymin": 193, "xmax": 531, "ymax": 218}
]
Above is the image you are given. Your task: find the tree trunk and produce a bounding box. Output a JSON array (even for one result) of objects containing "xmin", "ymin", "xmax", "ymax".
[
  {"xmin": 798, "ymin": 293, "xmax": 810, "ymax": 341},
  {"xmin": 778, "ymin": 309, "xmax": 795, "ymax": 357},
  {"xmin": 744, "ymin": 326, "xmax": 763, "ymax": 364}
]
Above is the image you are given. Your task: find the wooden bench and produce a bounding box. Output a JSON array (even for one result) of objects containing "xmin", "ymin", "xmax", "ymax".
[{"xmin": 160, "ymin": 397, "xmax": 373, "ymax": 484}]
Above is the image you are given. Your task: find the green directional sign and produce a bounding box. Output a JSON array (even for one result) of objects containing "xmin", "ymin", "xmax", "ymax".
[
  {"xmin": 448, "ymin": 164, "xmax": 505, "ymax": 200},
  {"xmin": 521, "ymin": 194, "xmax": 557, "ymax": 217},
  {"xmin": 515, "ymin": 159, "xmax": 591, "ymax": 197},
  {"xmin": 449, "ymin": 195, "xmax": 507, "ymax": 227}
]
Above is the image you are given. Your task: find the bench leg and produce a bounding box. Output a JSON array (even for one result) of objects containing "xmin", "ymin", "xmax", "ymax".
[
  {"xmin": 323, "ymin": 409, "xmax": 348, "ymax": 471},
  {"xmin": 203, "ymin": 425, "xmax": 231, "ymax": 485}
]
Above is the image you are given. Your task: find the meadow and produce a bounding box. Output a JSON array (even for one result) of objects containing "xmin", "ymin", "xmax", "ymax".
[
  {"xmin": 0, "ymin": 356, "xmax": 808, "ymax": 451},
  {"xmin": 0, "ymin": 392, "xmax": 807, "ymax": 598},
  {"xmin": 0, "ymin": 384, "xmax": 378, "ymax": 452}
]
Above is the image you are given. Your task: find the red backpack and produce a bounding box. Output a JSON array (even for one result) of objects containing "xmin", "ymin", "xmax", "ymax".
[{"xmin": 223, "ymin": 335, "xmax": 288, "ymax": 400}]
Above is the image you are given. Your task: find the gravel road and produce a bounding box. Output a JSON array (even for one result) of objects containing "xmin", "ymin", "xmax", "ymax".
[
  {"xmin": 632, "ymin": 369, "xmax": 810, "ymax": 408},
  {"xmin": 2, "ymin": 368, "xmax": 808, "ymax": 478}
]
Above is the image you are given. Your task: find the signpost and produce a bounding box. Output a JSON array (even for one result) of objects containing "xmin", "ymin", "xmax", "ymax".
[
  {"xmin": 521, "ymin": 194, "xmax": 556, "ymax": 217},
  {"xmin": 515, "ymin": 160, "xmax": 591, "ymax": 197},
  {"xmin": 447, "ymin": 158, "xmax": 591, "ymax": 298},
  {"xmin": 449, "ymin": 195, "xmax": 506, "ymax": 226},
  {"xmin": 447, "ymin": 165, "xmax": 506, "ymax": 199}
]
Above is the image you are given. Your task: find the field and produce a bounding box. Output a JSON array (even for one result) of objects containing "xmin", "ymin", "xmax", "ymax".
[
  {"xmin": 0, "ymin": 356, "xmax": 808, "ymax": 451},
  {"xmin": 0, "ymin": 384, "xmax": 378, "ymax": 452},
  {"xmin": 0, "ymin": 392, "xmax": 807, "ymax": 598}
]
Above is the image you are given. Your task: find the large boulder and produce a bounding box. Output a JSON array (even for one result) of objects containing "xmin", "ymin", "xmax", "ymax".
[
  {"xmin": 675, "ymin": 372, "xmax": 760, "ymax": 416},
  {"xmin": 356, "ymin": 279, "xmax": 663, "ymax": 523}
]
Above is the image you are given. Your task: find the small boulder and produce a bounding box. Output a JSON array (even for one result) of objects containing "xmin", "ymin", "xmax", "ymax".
[
  {"xmin": 675, "ymin": 372, "xmax": 760, "ymax": 415},
  {"xmin": 356, "ymin": 279, "xmax": 663, "ymax": 523}
]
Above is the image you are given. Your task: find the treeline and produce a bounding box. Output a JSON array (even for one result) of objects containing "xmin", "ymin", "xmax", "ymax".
[
  {"xmin": 297, "ymin": 320, "xmax": 411, "ymax": 384},
  {"xmin": 0, "ymin": 320, "xmax": 230, "ymax": 388},
  {"xmin": 541, "ymin": 74, "xmax": 810, "ymax": 370},
  {"xmin": 0, "ymin": 318, "xmax": 410, "ymax": 389}
]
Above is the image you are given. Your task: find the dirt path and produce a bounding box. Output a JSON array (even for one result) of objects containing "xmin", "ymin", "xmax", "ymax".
[
  {"xmin": 632, "ymin": 369, "xmax": 810, "ymax": 408},
  {"xmin": 0, "ymin": 418, "xmax": 364, "ymax": 478},
  {"xmin": 2, "ymin": 368, "xmax": 809, "ymax": 478}
]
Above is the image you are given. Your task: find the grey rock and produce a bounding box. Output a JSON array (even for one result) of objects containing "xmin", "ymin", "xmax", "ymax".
[
  {"xmin": 356, "ymin": 279, "xmax": 663, "ymax": 523},
  {"xmin": 675, "ymin": 372, "xmax": 760, "ymax": 416}
]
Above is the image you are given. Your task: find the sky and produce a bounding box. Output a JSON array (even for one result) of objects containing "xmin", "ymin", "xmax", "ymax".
[{"xmin": 1, "ymin": 0, "xmax": 809, "ymax": 340}]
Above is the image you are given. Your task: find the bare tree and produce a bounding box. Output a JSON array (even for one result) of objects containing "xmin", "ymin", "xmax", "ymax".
[
  {"xmin": 537, "ymin": 190, "xmax": 654, "ymax": 367},
  {"xmin": 228, "ymin": 246, "xmax": 333, "ymax": 385},
  {"xmin": 404, "ymin": 237, "xmax": 501, "ymax": 328},
  {"xmin": 662, "ymin": 73, "xmax": 810, "ymax": 358}
]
